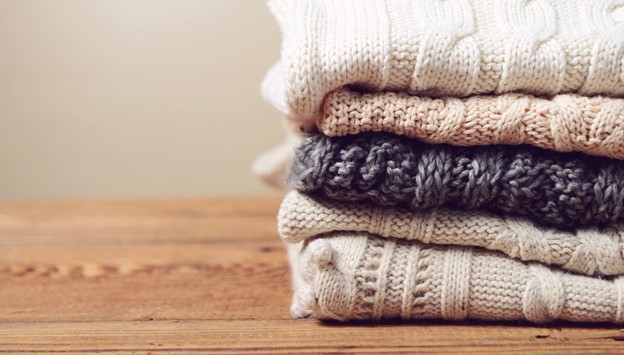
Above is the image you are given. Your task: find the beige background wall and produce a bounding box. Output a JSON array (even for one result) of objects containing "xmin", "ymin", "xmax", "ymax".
[{"xmin": 0, "ymin": 0, "xmax": 283, "ymax": 200}]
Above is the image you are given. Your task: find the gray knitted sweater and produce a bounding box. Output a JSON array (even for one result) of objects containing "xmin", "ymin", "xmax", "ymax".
[{"xmin": 289, "ymin": 133, "xmax": 624, "ymax": 228}]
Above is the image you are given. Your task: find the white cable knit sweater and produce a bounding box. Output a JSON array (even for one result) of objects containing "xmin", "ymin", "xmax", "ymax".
[
  {"xmin": 278, "ymin": 191, "xmax": 624, "ymax": 276},
  {"xmin": 269, "ymin": 0, "xmax": 624, "ymax": 121},
  {"xmin": 289, "ymin": 233, "xmax": 624, "ymax": 323}
]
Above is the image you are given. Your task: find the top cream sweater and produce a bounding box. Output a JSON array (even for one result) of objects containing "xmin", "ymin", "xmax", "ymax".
[{"xmin": 269, "ymin": 0, "xmax": 624, "ymax": 121}]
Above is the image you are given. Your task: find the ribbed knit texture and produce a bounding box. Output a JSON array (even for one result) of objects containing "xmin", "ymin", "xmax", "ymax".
[
  {"xmin": 279, "ymin": 191, "xmax": 624, "ymax": 276},
  {"xmin": 319, "ymin": 89, "xmax": 624, "ymax": 159},
  {"xmin": 290, "ymin": 233, "xmax": 624, "ymax": 323},
  {"xmin": 290, "ymin": 133, "xmax": 624, "ymax": 228},
  {"xmin": 269, "ymin": 0, "xmax": 624, "ymax": 121}
]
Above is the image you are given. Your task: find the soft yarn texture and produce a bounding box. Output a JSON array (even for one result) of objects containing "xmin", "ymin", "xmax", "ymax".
[
  {"xmin": 290, "ymin": 233, "xmax": 624, "ymax": 323},
  {"xmin": 319, "ymin": 89, "xmax": 624, "ymax": 159},
  {"xmin": 279, "ymin": 191, "xmax": 624, "ymax": 276},
  {"xmin": 269, "ymin": 0, "xmax": 624, "ymax": 121},
  {"xmin": 290, "ymin": 133, "xmax": 624, "ymax": 228}
]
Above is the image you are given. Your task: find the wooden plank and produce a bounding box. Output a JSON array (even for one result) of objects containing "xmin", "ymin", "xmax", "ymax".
[
  {"xmin": 0, "ymin": 197, "xmax": 623, "ymax": 353},
  {"xmin": 0, "ymin": 198, "xmax": 289, "ymax": 322},
  {"xmin": 0, "ymin": 241, "xmax": 291, "ymax": 322},
  {"xmin": 1, "ymin": 321, "xmax": 623, "ymax": 354},
  {"xmin": 0, "ymin": 197, "xmax": 282, "ymax": 245}
]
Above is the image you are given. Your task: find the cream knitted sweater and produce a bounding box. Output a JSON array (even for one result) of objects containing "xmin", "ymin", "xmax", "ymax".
[
  {"xmin": 269, "ymin": 0, "xmax": 624, "ymax": 121},
  {"xmin": 289, "ymin": 233, "xmax": 624, "ymax": 323},
  {"xmin": 279, "ymin": 191, "xmax": 624, "ymax": 276}
]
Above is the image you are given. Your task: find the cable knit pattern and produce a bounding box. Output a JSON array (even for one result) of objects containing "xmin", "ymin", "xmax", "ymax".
[
  {"xmin": 278, "ymin": 191, "xmax": 624, "ymax": 276},
  {"xmin": 290, "ymin": 133, "xmax": 624, "ymax": 228},
  {"xmin": 290, "ymin": 233, "xmax": 624, "ymax": 323},
  {"xmin": 496, "ymin": 0, "xmax": 565, "ymax": 94},
  {"xmin": 269, "ymin": 0, "xmax": 624, "ymax": 121},
  {"xmin": 319, "ymin": 89, "xmax": 624, "ymax": 159}
]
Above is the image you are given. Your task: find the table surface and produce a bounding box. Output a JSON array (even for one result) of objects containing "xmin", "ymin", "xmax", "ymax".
[{"xmin": 1, "ymin": 197, "xmax": 624, "ymax": 353}]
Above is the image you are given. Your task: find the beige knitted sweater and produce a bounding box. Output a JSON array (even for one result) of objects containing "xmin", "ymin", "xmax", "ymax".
[
  {"xmin": 279, "ymin": 191, "xmax": 624, "ymax": 276},
  {"xmin": 270, "ymin": 0, "xmax": 624, "ymax": 121},
  {"xmin": 318, "ymin": 89, "xmax": 624, "ymax": 159},
  {"xmin": 289, "ymin": 233, "xmax": 624, "ymax": 323}
]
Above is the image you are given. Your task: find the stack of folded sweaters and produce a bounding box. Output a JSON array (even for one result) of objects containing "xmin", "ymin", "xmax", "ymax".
[{"xmin": 255, "ymin": 0, "xmax": 624, "ymax": 323}]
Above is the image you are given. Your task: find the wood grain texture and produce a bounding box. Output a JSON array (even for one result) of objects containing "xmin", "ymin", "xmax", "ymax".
[{"xmin": 1, "ymin": 197, "xmax": 623, "ymax": 353}]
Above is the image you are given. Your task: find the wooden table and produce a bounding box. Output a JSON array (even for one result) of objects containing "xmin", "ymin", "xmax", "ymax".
[{"xmin": 1, "ymin": 197, "xmax": 623, "ymax": 353}]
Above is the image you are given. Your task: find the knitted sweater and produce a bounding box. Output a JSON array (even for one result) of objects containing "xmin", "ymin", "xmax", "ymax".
[
  {"xmin": 290, "ymin": 133, "xmax": 624, "ymax": 228},
  {"xmin": 289, "ymin": 233, "xmax": 624, "ymax": 323},
  {"xmin": 269, "ymin": 0, "xmax": 624, "ymax": 121},
  {"xmin": 318, "ymin": 89, "xmax": 624, "ymax": 159},
  {"xmin": 279, "ymin": 191, "xmax": 624, "ymax": 276}
]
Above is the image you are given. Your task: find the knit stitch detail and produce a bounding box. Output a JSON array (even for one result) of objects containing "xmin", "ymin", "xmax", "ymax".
[
  {"xmin": 522, "ymin": 264, "xmax": 565, "ymax": 323},
  {"xmin": 318, "ymin": 89, "xmax": 624, "ymax": 159},
  {"xmin": 441, "ymin": 247, "xmax": 472, "ymax": 320},
  {"xmin": 616, "ymin": 277, "xmax": 624, "ymax": 323},
  {"xmin": 289, "ymin": 133, "xmax": 624, "ymax": 228},
  {"xmin": 353, "ymin": 237, "xmax": 386, "ymax": 319}
]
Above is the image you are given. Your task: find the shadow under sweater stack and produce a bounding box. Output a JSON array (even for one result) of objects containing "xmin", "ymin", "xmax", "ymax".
[{"xmin": 258, "ymin": 0, "xmax": 624, "ymax": 323}]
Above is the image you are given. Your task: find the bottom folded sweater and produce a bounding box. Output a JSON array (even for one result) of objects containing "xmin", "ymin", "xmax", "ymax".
[{"xmin": 288, "ymin": 232, "xmax": 624, "ymax": 323}]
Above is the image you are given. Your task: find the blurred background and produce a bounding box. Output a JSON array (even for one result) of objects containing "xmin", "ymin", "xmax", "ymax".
[{"xmin": 0, "ymin": 0, "xmax": 283, "ymax": 200}]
